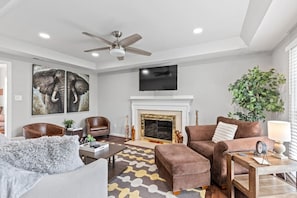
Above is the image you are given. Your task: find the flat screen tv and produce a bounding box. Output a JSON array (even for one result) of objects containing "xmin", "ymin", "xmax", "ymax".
[{"xmin": 139, "ymin": 65, "xmax": 177, "ymax": 91}]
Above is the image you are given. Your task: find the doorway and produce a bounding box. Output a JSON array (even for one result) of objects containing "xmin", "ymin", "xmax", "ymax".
[{"xmin": 0, "ymin": 61, "xmax": 11, "ymax": 137}]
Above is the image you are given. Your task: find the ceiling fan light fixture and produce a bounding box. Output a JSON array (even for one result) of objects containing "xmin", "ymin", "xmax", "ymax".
[
  {"xmin": 83, "ymin": 31, "xmax": 151, "ymax": 60},
  {"xmin": 110, "ymin": 46, "xmax": 125, "ymax": 57}
]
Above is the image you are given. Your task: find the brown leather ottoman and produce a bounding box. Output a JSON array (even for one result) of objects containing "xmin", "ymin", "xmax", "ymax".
[{"xmin": 155, "ymin": 144, "xmax": 210, "ymax": 195}]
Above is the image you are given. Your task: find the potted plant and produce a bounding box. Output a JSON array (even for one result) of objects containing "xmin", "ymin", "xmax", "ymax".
[
  {"xmin": 228, "ymin": 66, "xmax": 286, "ymax": 122},
  {"xmin": 86, "ymin": 134, "xmax": 96, "ymax": 147},
  {"xmin": 63, "ymin": 119, "xmax": 75, "ymax": 129}
]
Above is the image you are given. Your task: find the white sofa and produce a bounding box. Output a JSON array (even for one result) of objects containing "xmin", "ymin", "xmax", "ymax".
[
  {"xmin": 21, "ymin": 158, "xmax": 108, "ymax": 198},
  {"xmin": 0, "ymin": 135, "xmax": 108, "ymax": 198}
]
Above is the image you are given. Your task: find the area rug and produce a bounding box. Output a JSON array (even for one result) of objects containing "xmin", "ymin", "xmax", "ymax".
[{"xmin": 108, "ymin": 145, "xmax": 206, "ymax": 198}]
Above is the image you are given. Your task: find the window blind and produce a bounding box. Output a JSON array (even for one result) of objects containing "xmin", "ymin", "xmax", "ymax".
[{"xmin": 289, "ymin": 45, "xmax": 297, "ymax": 161}]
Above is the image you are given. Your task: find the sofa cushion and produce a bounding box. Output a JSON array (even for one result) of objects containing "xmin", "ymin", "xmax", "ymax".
[
  {"xmin": 217, "ymin": 116, "xmax": 262, "ymax": 139},
  {"xmin": 212, "ymin": 121, "xmax": 237, "ymax": 143},
  {"xmin": 188, "ymin": 140, "xmax": 215, "ymax": 162},
  {"xmin": 90, "ymin": 127, "xmax": 108, "ymax": 131}
]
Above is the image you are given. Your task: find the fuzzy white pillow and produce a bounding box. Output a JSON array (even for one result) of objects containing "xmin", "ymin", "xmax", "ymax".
[
  {"xmin": 212, "ymin": 121, "xmax": 238, "ymax": 143},
  {"xmin": 0, "ymin": 135, "xmax": 84, "ymax": 174}
]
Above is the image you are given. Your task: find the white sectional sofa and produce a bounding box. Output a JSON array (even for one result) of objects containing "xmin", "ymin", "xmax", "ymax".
[
  {"xmin": 0, "ymin": 134, "xmax": 108, "ymax": 198},
  {"xmin": 21, "ymin": 158, "xmax": 108, "ymax": 198}
]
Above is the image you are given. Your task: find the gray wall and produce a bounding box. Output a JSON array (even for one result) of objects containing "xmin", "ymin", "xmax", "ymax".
[
  {"xmin": 0, "ymin": 56, "xmax": 98, "ymax": 137},
  {"xmin": 97, "ymin": 53, "xmax": 273, "ymax": 137}
]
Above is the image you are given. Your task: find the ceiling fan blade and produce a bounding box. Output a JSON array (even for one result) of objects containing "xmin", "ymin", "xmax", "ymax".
[
  {"xmin": 117, "ymin": 56, "xmax": 124, "ymax": 61},
  {"xmin": 82, "ymin": 32, "xmax": 113, "ymax": 46},
  {"xmin": 119, "ymin": 34, "xmax": 142, "ymax": 47},
  {"xmin": 126, "ymin": 47, "xmax": 152, "ymax": 56},
  {"xmin": 84, "ymin": 47, "xmax": 110, "ymax": 52}
]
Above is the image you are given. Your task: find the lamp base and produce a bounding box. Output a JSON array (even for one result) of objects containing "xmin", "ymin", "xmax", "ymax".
[
  {"xmin": 272, "ymin": 141, "xmax": 288, "ymax": 160},
  {"xmin": 272, "ymin": 152, "xmax": 288, "ymax": 160}
]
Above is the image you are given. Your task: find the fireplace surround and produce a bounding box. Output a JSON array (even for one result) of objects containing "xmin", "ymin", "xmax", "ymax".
[{"xmin": 130, "ymin": 95, "xmax": 193, "ymax": 144}]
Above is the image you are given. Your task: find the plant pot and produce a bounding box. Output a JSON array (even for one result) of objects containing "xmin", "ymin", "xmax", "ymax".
[{"xmin": 89, "ymin": 141, "xmax": 96, "ymax": 147}]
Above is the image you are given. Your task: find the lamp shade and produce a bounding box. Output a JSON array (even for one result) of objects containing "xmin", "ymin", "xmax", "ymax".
[{"xmin": 268, "ymin": 121, "xmax": 291, "ymax": 142}]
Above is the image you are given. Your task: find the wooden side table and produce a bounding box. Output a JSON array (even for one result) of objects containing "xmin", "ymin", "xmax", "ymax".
[
  {"xmin": 227, "ymin": 152, "xmax": 297, "ymax": 198},
  {"xmin": 66, "ymin": 127, "xmax": 83, "ymax": 139}
]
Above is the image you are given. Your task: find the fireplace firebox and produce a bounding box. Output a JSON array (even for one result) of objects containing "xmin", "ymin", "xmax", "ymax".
[{"xmin": 141, "ymin": 114, "xmax": 176, "ymax": 143}]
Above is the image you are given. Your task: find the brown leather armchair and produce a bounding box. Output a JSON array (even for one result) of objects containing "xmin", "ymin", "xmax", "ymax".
[
  {"xmin": 85, "ymin": 116, "xmax": 110, "ymax": 138},
  {"xmin": 23, "ymin": 123, "xmax": 65, "ymax": 139}
]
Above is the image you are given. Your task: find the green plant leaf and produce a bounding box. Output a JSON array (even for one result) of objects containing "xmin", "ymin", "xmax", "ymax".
[{"xmin": 228, "ymin": 66, "xmax": 285, "ymax": 121}]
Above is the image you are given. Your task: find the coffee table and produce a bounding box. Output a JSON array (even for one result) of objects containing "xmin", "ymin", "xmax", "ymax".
[{"xmin": 79, "ymin": 142, "xmax": 127, "ymax": 181}]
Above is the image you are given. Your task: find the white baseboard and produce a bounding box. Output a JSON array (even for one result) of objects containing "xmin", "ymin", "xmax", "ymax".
[{"xmin": 110, "ymin": 132, "xmax": 126, "ymax": 138}]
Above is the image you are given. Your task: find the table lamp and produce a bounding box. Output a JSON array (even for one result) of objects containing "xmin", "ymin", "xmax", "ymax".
[{"xmin": 267, "ymin": 121, "xmax": 291, "ymax": 159}]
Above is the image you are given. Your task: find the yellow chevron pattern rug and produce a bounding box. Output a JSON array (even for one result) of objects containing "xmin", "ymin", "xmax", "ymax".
[{"xmin": 108, "ymin": 145, "xmax": 205, "ymax": 198}]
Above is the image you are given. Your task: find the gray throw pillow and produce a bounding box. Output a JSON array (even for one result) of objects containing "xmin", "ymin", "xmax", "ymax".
[{"xmin": 0, "ymin": 135, "xmax": 84, "ymax": 174}]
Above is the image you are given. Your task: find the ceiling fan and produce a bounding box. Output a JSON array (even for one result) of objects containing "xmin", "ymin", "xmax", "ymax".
[{"xmin": 82, "ymin": 31, "xmax": 152, "ymax": 60}]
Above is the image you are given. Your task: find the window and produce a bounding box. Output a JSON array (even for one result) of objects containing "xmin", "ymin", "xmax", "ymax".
[{"xmin": 289, "ymin": 44, "xmax": 297, "ymax": 161}]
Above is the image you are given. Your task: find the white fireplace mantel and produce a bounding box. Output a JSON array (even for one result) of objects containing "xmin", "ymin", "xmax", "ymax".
[{"xmin": 130, "ymin": 95, "xmax": 194, "ymax": 143}]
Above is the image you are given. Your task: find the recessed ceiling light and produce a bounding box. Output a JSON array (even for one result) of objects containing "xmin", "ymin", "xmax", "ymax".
[
  {"xmin": 193, "ymin": 27, "xmax": 203, "ymax": 34},
  {"xmin": 141, "ymin": 69, "xmax": 149, "ymax": 75},
  {"xmin": 39, "ymin": 32, "xmax": 50, "ymax": 39},
  {"xmin": 91, "ymin": 52, "xmax": 99, "ymax": 57}
]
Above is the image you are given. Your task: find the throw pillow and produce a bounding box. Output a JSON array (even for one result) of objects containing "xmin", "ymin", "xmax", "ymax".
[
  {"xmin": 0, "ymin": 135, "xmax": 84, "ymax": 174},
  {"xmin": 212, "ymin": 121, "xmax": 238, "ymax": 143},
  {"xmin": 0, "ymin": 133, "xmax": 9, "ymax": 146},
  {"xmin": 217, "ymin": 116, "xmax": 262, "ymax": 138}
]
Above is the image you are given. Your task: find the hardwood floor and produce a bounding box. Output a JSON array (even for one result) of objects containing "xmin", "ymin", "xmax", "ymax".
[{"xmin": 96, "ymin": 135, "xmax": 228, "ymax": 198}]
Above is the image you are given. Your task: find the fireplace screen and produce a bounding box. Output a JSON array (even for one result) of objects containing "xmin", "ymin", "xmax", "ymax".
[
  {"xmin": 144, "ymin": 120, "xmax": 172, "ymax": 140},
  {"xmin": 141, "ymin": 114, "xmax": 176, "ymax": 143}
]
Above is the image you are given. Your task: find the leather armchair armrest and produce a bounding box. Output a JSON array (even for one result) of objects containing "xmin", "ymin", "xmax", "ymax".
[
  {"xmin": 214, "ymin": 136, "xmax": 274, "ymax": 154},
  {"xmin": 212, "ymin": 136, "xmax": 274, "ymax": 186},
  {"xmin": 23, "ymin": 128, "xmax": 42, "ymax": 139},
  {"xmin": 107, "ymin": 120, "xmax": 110, "ymax": 130},
  {"xmin": 46, "ymin": 125, "xmax": 65, "ymax": 136},
  {"xmin": 185, "ymin": 125, "xmax": 217, "ymax": 144}
]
